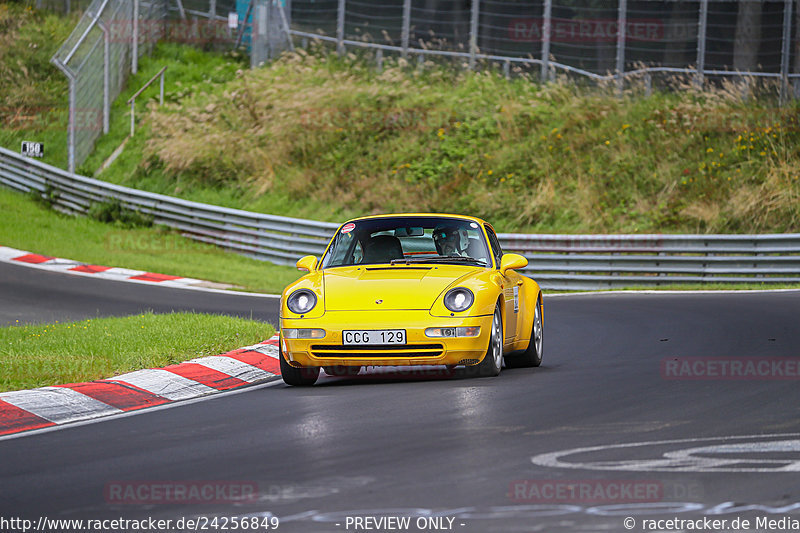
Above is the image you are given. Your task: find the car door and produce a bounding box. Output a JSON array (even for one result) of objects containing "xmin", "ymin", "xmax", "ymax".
[{"xmin": 485, "ymin": 225, "xmax": 519, "ymax": 343}]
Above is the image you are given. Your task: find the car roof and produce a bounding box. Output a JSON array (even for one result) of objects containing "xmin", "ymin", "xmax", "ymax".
[{"xmin": 343, "ymin": 213, "xmax": 488, "ymax": 226}]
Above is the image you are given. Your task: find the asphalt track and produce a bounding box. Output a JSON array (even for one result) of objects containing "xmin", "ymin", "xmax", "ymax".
[
  {"xmin": 2, "ymin": 261, "xmax": 800, "ymax": 532},
  {"xmin": 0, "ymin": 261, "xmax": 280, "ymax": 326}
]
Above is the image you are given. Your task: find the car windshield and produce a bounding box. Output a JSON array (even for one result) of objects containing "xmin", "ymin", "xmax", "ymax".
[{"xmin": 320, "ymin": 216, "xmax": 492, "ymax": 268}]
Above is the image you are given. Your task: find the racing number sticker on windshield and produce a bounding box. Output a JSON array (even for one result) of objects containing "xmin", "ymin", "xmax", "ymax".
[{"xmin": 341, "ymin": 223, "xmax": 355, "ymax": 234}]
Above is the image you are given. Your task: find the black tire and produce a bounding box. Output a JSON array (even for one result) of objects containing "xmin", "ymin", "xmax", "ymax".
[
  {"xmin": 470, "ymin": 305, "xmax": 503, "ymax": 378},
  {"xmin": 280, "ymin": 344, "xmax": 320, "ymax": 386},
  {"xmin": 324, "ymin": 366, "xmax": 362, "ymax": 377},
  {"xmin": 507, "ymin": 297, "xmax": 543, "ymax": 368}
]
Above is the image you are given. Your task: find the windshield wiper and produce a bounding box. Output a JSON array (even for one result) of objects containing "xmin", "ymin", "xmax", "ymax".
[{"xmin": 391, "ymin": 256, "xmax": 487, "ymax": 266}]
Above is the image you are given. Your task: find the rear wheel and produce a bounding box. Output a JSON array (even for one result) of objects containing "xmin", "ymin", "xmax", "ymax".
[
  {"xmin": 471, "ymin": 305, "xmax": 503, "ymax": 378},
  {"xmin": 280, "ymin": 344, "xmax": 319, "ymax": 386},
  {"xmin": 507, "ymin": 297, "xmax": 543, "ymax": 368}
]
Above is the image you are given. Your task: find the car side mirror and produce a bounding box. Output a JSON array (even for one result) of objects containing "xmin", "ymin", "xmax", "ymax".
[
  {"xmin": 500, "ymin": 253, "xmax": 527, "ymax": 275},
  {"xmin": 296, "ymin": 255, "xmax": 318, "ymax": 272}
]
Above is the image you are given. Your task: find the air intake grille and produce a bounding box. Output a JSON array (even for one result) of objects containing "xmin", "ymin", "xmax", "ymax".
[{"xmin": 310, "ymin": 344, "xmax": 444, "ymax": 358}]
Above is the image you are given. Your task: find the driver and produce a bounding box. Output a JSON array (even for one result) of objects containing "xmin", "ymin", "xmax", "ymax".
[{"xmin": 433, "ymin": 225, "xmax": 469, "ymax": 256}]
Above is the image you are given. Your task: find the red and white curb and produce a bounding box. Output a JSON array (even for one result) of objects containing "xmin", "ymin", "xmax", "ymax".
[
  {"xmin": 0, "ymin": 245, "xmax": 266, "ymax": 294},
  {"xmin": 0, "ymin": 336, "xmax": 282, "ymax": 437}
]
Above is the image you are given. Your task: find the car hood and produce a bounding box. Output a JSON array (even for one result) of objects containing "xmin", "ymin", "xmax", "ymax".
[{"xmin": 323, "ymin": 265, "xmax": 481, "ymax": 311}]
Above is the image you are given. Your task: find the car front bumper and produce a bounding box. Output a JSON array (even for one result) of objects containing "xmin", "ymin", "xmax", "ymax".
[{"xmin": 281, "ymin": 310, "xmax": 492, "ymax": 368}]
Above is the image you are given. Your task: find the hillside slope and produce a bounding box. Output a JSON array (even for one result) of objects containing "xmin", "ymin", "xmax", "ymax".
[{"xmin": 119, "ymin": 51, "xmax": 800, "ymax": 233}]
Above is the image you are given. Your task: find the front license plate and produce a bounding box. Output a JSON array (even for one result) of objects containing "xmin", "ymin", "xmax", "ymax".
[{"xmin": 342, "ymin": 330, "xmax": 406, "ymax": 345}]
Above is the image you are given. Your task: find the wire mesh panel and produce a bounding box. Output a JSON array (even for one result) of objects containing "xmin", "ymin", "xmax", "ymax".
[
  {"xmin": 409, "ymin": 0, "xmax": 472, "ymax": 54},
  {"xmin": 625, "ymin": 0, "xmax": 699, "ymax": 70},
  {"xmin": 478, "ymin": 0, "xmax": 544, "ymax": 60},
  {"xmin": 705, "ymin": 0, "xmax": 787, "ymax": 74},
  {"xmin": 292, "ymin": 0, "xmax": 339, "ymax": 37},
  {"xmin": 52, "ymin": 0, "xmax": 138, "ymax": 172},
  {"xmin": 346, "ymin": 0, "xmax": 404, "ymax": 45},
  {"xmin": 547, "ymin": 0, "xmax": 620, "ymax": 75},
  {"xmin": 71, "ymin": 28, "xmax": 106, "ymax": 166},
  {"xmin": 138, "ymin": 0, "xmax": 168, "ymax": 58},
  {"xmin": 35, "ymin": 0, "xmax": 94, "ymax": 14}
]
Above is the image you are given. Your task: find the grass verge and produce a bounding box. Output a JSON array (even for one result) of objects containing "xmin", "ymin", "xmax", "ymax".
[
  {"xmin": 0, "ymin": 312, "xmax": 275, "ymax": 393},
  {"xmin": 0, "ymin": 187, "xmax": 302, "ymax": 294}
]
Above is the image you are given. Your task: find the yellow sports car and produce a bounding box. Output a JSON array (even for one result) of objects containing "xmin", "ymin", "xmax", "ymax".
[{"xmin": 279, "ymin": 213, "xmax": 544, "ymax": 386}]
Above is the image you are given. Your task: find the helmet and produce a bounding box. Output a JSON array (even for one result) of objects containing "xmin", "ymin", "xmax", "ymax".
[{"xmin": 433, "ymin": 225, "xmax": 469, "ymax": 256}]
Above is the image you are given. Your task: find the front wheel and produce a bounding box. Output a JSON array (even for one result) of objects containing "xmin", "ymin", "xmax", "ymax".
[
  {"xmin": 470, "ymin": 305, "xmax": 503, "ymax": 378},
  {"xmin": 280, "ymin": 344, "xmax": 320, "ymax": 386}
]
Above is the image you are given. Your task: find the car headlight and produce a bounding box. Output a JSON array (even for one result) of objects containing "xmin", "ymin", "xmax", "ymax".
[
  {"xmin": 443, "ymin": 287, "xmax": 474, "ymax": 313},
  {"xmin": 287, "ymin": 289, "xmax": 317, "ymax": 314}
]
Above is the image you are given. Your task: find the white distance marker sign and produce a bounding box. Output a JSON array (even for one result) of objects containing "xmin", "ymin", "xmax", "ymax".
[{"xmin": 21, "ymin": 141, "xmax": 44, "ymax": 158}]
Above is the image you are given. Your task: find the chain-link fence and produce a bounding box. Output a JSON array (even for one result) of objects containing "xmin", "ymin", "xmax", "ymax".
[
  {"xmin": 51, "ymin": 0, "xmax": 167, "ymax": 172},
  {"xmin": 287, "ymin": 0, "xmax": 800, "ymax": 99},
  {"xmin": 49, "ymin": 0, "xmax": 247, "ymax": 173},
  {"xmin": 35, "ymin": 0, "xmax": 94, "ymax": 13}
]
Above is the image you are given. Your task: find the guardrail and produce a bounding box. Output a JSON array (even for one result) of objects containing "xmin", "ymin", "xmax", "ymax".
[
  {"xmin": 502, "ymin": 233, "xmax": 800, "ymax": 290},
  {"xmin": 2, "ymin": 146, "xmax": 799, "ymax": 290},
  {"xmin": 0, "ymin": 147, "xmax": 337, "ymax": 266}
]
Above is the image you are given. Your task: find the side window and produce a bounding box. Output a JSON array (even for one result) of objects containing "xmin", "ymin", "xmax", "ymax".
[{"xmin": 484, "ymin": 225, "xmax": 503, "ymax": 268}]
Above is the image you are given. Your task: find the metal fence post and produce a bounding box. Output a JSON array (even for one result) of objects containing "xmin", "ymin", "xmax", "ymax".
[
  {"xmin": 98, "ymin": 20, "xmax": 110, "ymax": 135},
  {"xmin": 68, "ymin": 79, "xmax": 75, "ymax": 172},
  {"xmin": 336, "ymin": 0, "xmax": 345, "ymax": 56},
  {"xmin": 695, "ymin": 0, "xmax": 708, "ymax": 89},
  {"xmin": 132, "ymin": 0, "xmax": 139, "ymax": 74},
  {"xmin": 615, "ymin": 0, "xmax": 627, "ymax": 96},
  {"xmin": 780, "ymin": 0, "xmax": 793, "ymax": 103},
  {"xmin": 130, "ymin": 100, "xmax": 136, "ymax": 137},
  {"xmin": 159, "ymin": 70, "xmax": 165, "ymax": 105},
  {"xmin": 541, "ymin": 0, "xmax": 552, "ymax": 82},
  {"xmin": 469, "ymin": 0, "xmax": 479, "ymax": 70},
  {"xmin": 210, "ymin": 0, "xmax": 216, "ymax": 19},
  {"xmin": 51, "ymin": 58, "xmax": 75, "ymax": 173},
  {"xmin": 401, "ymin": 0, "xmax": 411, "ymax": 59}
]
